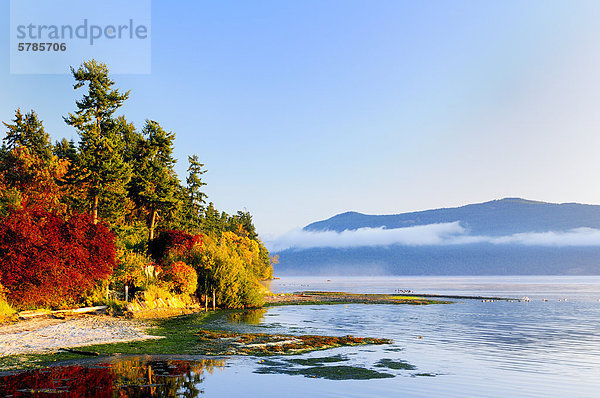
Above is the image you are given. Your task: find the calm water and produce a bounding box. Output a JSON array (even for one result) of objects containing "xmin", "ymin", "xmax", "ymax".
[{"xmin": 2, "ymin": 276, "xmax": 600, "ymax": 397}]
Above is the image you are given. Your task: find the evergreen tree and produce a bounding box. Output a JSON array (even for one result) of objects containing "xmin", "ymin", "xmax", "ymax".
[
  {"xmin": 184, "ymin": 154, "xmax": 207, "ymax": 230},
  {"xmin": 202, "ymin": 202, "xmax": 225, "ymax": 236},
  {"xmin": 129, "ymin": 120, "xmax": 180, "ymax": 241},
  {"xmin": 3, "ymin": 109, "xmax": 53, "ymax": 162},
  {"xmin": 53, "ymin": 138, "xmax": 78, "ymax": 163},
  {"xmin": 228, "ymin": 210, "xmax": 258, "ymax": 239},
  {"xmin": 64, "ymin": 60, "xmax": 132, "ymax": 224},
  {"xmin": 0, "ymin": 58, "xmax": 274, "ymax": 311},
  {"xmin": 187, "ymin": 155, "xmax": 207, "ymax": 213}
]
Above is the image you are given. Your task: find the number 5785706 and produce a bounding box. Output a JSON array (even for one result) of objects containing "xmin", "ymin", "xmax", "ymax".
[{"xmin": 18, "ymin": 42, "xmax": 66, "ymax": 51}]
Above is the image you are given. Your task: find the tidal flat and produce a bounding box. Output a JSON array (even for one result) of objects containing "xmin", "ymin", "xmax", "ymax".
[
  {"xmin": 0, "ymin": 291, "xmax": 448, "ymax": 371},
  {"xmin": 0, "ymin": 302, "xmax": 419, "ymax": 395}
]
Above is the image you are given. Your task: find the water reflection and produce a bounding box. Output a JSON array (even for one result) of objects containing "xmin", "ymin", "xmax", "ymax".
[
  {"xmin": 228, "ymin": 308, "xmax": 267, "ymax": 324},
  {"xmin": 0, "ymin": 357, "xmax": 225, "ymax": 397}
]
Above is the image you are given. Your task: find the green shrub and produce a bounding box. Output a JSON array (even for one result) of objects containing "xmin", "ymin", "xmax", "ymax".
[
  {"xmin": 82, "ymin": 279, "xmax": 110, "ymax": 307},
  {"xmin": 105, "ymin": 298, "xmax": 126, "ymax": 315},
  {"xmin": 113, "ymin": 249, "xmax": 155, "ymax": 290},
  {"xmin": 198, "ymin": 235, "xmax": 264, "ymax": 309}
]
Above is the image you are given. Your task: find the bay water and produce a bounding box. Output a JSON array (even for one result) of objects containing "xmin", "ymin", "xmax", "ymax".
[{"xmin": 2, "ymin": 276, "xmax": 600, "ymax": 397}]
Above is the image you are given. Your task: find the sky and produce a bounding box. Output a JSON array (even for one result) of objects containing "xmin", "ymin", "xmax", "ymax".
[{"xmin": 2, "ymin": 0, "xmax": 600, "ymax": 238}]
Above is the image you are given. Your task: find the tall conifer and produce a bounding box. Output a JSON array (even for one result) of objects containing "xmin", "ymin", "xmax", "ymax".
[
  {"xmin": 64, "ymin": 60, "xmax": 132, "ymax": 224},
  {"xmin": 129, "ymin": 120, "xmax": 180, "ymax": 241}
]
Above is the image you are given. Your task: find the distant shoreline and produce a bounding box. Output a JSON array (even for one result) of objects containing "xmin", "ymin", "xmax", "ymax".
[{"xmin": 264, "ymin": 291, "xmax": 453, "ymax": 305}]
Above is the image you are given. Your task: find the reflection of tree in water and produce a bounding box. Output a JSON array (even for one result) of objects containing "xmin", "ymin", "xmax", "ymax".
[
  {"xmin": 0, "ymin": 365, "xmax": 115, "ymax": 397},
  {"xmin": 228, "ymin": 308, "xmax": 267, "ymax": 324},
  {"xmin": 114, "ymin": 358, "xmax": 226, "ymax": 397},
  {"xmin": 0, "ymin": 357, "xmax": 226, "ymax": 397}
]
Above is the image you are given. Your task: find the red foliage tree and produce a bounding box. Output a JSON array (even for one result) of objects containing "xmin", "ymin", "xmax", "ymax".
[
  {"xmin": 148, "ymin": 229, "xmax": 202, "ymax": 261},
  {"xmin": 0, "ymin": 206, "xmax": 116, "ymax": 308}
]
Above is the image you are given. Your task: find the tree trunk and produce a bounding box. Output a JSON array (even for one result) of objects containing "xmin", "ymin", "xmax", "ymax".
[
  {"xmin": 212, "ymin": 290, "xmax": 216, "ymax": 310},
  {"xmin": 148, "ymin": 209, "xmax": 157, "ymax": 242},
  {"xmin": 204, "ymin": 281, "xmax": 208, "ymax": 311},
  {"xmin": 92, "ymin": 195, "xmax": 99, "ymax": 225}
]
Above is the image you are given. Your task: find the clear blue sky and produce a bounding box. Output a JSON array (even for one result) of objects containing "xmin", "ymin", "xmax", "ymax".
[{"xmin": 2, "ymin": 1, "xmax": 600, "ymax": 236}]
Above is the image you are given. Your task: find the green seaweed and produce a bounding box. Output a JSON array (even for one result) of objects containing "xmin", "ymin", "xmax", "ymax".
[
  {"xmin": 383, "ymin": 347, "xmax": 405, "ymax": 352},
  {"xmin": 287, "ymin": 354, "xmax": 349, "ymax": 366},
  {"xmin": 375, "ymin": 358, "xmax": 416, "ymax": 370},
  {"xmin": 296, "ymin": 365, "xmax": 395, "ymax": 380},
  {"xmin": 196, "ymin": 330, "xmax": 392, "ymax": 356},
  {"xmin": 255, "ymin": 365, "xmax": 395, "ymax": 380},
  {"xmin": 256, "ymin": 359, "xmax": 285, "ymax": 367}
]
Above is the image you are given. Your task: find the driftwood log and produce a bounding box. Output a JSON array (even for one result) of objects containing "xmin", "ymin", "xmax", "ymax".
[{"xmin": 18, "ymin": 306, "xmax": 108, "ymax": 320}]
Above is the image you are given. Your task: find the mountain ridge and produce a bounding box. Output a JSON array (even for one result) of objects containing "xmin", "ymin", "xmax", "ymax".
[
  {"xmin": 274, "ymin": 198, "xmax": 600, "ymax": 275},
  {"xmin": 304, "ymin": 198, "xmax": 600, "ymax": 236}
]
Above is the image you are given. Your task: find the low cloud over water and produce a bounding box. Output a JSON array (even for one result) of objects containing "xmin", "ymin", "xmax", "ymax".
[{"xmin": 267, "ymin": 222, "xmax": 600, "ymax": 251}]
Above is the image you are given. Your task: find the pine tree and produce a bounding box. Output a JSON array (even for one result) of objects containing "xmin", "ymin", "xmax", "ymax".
[{"xmin": 64, "ymin": 60, "xmax": 132, "ymax": 224}]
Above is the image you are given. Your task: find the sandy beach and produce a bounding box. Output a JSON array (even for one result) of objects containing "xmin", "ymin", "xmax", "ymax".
[{"xmin": 0, "ymin": 315, "xmax": 160, "ymax": 357}]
